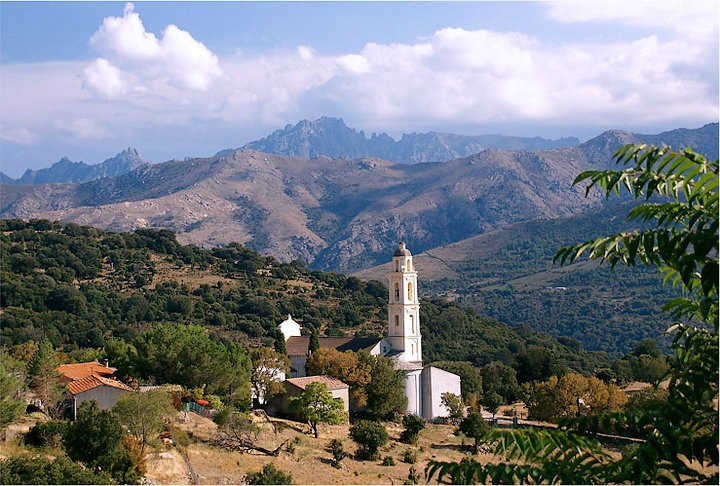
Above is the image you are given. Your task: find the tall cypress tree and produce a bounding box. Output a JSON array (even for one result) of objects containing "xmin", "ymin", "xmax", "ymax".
[
  {"xmin": 309, "ymin": 329, "xmax": 320, "ymax": 355},
  {"xmin": 273, "ymin": 329, "xmax": 287, "ymax": 355}
]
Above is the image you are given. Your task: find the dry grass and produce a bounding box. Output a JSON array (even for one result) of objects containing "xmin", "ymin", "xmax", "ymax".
[{"xmin": 156, "ymin": 411, "xmax": 488, "ymax": 485}]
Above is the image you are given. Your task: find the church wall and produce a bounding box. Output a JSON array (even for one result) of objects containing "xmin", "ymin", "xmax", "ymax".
[
  {"xmin": 421, "ymin": 366, "xmax": 462, "ymax": 420},
  {"xmin": 404, "ymin": 369, "xmax": 423, "ymax": 417}
]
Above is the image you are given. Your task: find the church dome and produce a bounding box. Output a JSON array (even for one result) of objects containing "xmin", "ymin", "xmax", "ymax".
[{"xmin": 394, "ymin": 242, "xmax": 412, "ymax": 257}]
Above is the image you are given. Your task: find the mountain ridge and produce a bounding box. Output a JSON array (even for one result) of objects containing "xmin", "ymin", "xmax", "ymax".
[
  {"xmin": 2, "ymin": 123, "xmax": 716, "ymax": 273},
  {"xmin": 2, "ymin": 148, "xmax": 150, "ymax": 185},
  {"xmin": 232, "ymin": 116, "xmax": 581, "ymax": 163}
]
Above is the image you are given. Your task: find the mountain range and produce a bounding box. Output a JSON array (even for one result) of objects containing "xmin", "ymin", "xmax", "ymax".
[
  {"xmin": 1, "ymin": 121, "xmax": 716, "ymax": 274},
  {"xmin": 232, "ymin": 116, "xmax": 581, "ymax": 163},
  {"xmin": 1, "ymin": 148, "xmax": 149, "ymax": 185}
]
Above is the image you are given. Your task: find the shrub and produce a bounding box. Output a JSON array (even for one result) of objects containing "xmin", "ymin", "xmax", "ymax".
[
  {"xmin": 24, "ymin": 420, "xmax": 68, "ymax": 448},
  {"xmin": 399, "ymin": 414, "xmax": 425, "ymax": 444},
  {"xmin": 349, "ymin": 420, "xmax": 389, "ymax": 461},
  {"xmin": 245, "ymin": 463, "xmax": 293, "ymax": 485},
  {"xmin": 405, "ymin": 465, "xmax": 421, "ymax": 485},
  {"xmin": 328, "ymin": 438, "xmax": 346, "ymax": 468},
  {"xmin": 382, "ymin": 455, "xmax": 396, "ymax": 466},
  {"xmin": 403, "ymin": 449, "xmax": 417, "ymax": 464}
]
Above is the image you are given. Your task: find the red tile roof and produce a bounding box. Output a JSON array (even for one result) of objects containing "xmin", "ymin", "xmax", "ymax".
[
  {"xmin": 57, "ymin": 361, "xmax": 116, "ymax": 381},
  {"xmin": 67, "ymin": 374, "xmax": 134, "ymax": 395},
  {"xmin": 285, "ymin": 375, "xmax": 349, "ymax": 391}
]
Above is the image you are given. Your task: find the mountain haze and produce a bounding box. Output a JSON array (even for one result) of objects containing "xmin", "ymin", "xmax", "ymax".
[{"xmin": 1, "ymin": 123, "xmax": 716, "ymax": 273}]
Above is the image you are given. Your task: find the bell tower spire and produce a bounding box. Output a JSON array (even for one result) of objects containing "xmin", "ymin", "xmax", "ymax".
[{"xmin": 387, "ymin": 242, "xmax": 422, "ymax": 365}]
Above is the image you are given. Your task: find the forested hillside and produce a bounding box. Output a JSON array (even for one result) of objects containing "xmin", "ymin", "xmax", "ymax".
[
  {"xmin": 1, "ymin": 219, "xmax": 612, "ymax": 380},
  {"xmin": 349, "ymin": 201, "xmax": 681, "ymax": 357}
]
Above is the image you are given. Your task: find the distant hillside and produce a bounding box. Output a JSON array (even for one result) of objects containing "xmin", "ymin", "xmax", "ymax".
[
  {"xmin": 1, "ymin": 124, "xmax": 716, "ymax": 274},
  {"xmin": 354, "ymin": 201, "xmax": 681, "ymax": 357},
  {"xmin": 3, "ymin": 148, "xmax": 150, "ymax": 185},
  {"xmin": 231, "ymin": 116, "xmax": 581, "ymax": 163}
]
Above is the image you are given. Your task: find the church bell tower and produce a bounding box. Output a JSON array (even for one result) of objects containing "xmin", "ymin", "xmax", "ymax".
[{"xmin": 388, "ymin": 242, "xmax": 422, "ymax": 366}]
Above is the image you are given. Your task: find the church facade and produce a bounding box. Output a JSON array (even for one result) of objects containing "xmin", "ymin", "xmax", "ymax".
[{"xmin": 279, "ymin": 242, "xmax": 461, "ymax": 420}]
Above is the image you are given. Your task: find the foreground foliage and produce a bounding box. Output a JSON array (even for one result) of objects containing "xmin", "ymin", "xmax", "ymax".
[{"xmin": 428, "ymin": 145, "xmax": 718, "ymax": 484}]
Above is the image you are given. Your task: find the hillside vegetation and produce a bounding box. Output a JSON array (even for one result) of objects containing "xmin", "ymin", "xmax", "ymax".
[{"xmin": 1, "ymin": 219, "xmax": 611, "ymax": 378}]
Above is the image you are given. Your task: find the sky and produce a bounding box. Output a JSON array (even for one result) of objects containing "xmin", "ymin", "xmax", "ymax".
[{"xmin": 1, "ymin": 1, "xmax": 718, "ymax": 178}]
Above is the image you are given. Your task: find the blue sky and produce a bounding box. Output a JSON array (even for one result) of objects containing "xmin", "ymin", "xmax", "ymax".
[{"xmin": 1, "ymin": 1, "xmax": 718, "ymax": 178}]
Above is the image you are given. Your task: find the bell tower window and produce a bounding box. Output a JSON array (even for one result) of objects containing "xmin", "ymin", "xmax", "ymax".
[
  {"xmin": 395, "ymin": 282, "xmax": 400, "ymax": 301},
  {"xmin": 408, "ymin": 282, "xmax": 413, "ymax": 301}
]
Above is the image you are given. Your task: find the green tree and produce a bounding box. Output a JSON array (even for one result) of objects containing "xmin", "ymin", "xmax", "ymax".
[
  {"xmin": 250, "ymin": 347, "xmax": 290, "ymax": 407},
  {"xmin": 0, "ymin": 359, "xmax": 25, "ymax": 431},
  {"xmin": 440, "ymin": 392, "xmax": 465, "ymax": 425},
  {"xmin": 428, "ymin": 145, "xmax": 719, "ymax": 484},
  {"xmin": 289, "ymin": 381, "xmax": 346, "ymax": 438},
  {"xmin": 0, "ymin": 455, "xmax": 116, "ymax": 485},
  {"xmin": 63, "ymin": 400, "xmax": 140, "ymax": 484},
  {"xmin": 26, "ymin": 339, "xmax": 66, "ymax": 418},
  {"xmin": 113, "ymin": 388, "xmax": 177, "ymax": 453},
  {"xmin": 305, "ymin": 348, "xmax": 372, "ymax": 406},
  {"xmin": 245, "ymin": 463, "xmax": 293, "ymax": 485},
  {"xmin": 273, "ymin": 329, "xmax": 288, "ymax": 355},
  {"xmin": 363, "ymin": 354, "xmax": 408, "ymax": 420},
  {"xmin": 135, "ymin": 323, "xmax": 251, "ymax": 398},
  {"xmin": 513, "ymin": 345, "xmax": 560, "ymax": 384},
  {"xmin": 309, "ymin": 328, "xmax": 320, "ymax": 354},
  {"xmin": 480, "ymin": 361, "xmax": 519, "ymax": 413},
  {"xmin": 457, "ymin": 412, "xmax": 491, "ymax": 454},
  {"xmin": 349, "ymin": 420, "xmax": 389, "ymax": 460},
  {"xmin": 399, "ymin": 414, "xmax": 425, "ymax": 444}
]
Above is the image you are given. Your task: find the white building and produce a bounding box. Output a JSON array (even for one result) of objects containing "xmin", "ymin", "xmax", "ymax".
[
  {"xmin": 387, "ymin": 243, "xmax": 461, "ymax": 419},
  {"xmin": 280, "ymin": 242, "xmax": 461, "ymax": 420}
]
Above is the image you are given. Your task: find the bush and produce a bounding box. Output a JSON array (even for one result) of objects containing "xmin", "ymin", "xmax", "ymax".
[
  {"xmin": 328, "ymin": 438, "xmax": 346, "ymax": 468},
  {"xmin": 24, "ymin": 420, "xmax": 68, "ymax": 448},
  {"xmin": 403, "ymin": 449, "xmax": 417, "ymax": 464},
  {"xmin": 0, "ymin": 455, "xmax": 115, "ymax": 485},
  {"xmin": 382, "ymin": 455, "xmax": 396, "ymax": 466},
  {"xmin": 245, "ymin": 463, "xmax": 293, "ymax": 485},
  {"xmin": 349, "ymin": 420, "xmax": 389, "ymax": 461},
  {"xmin": 405, "ymin": 465, "xmax": 420, "ymax": 485},
  {"xmin": 399, "ymin": 414, "xmax": 425, "ymax": 444}
]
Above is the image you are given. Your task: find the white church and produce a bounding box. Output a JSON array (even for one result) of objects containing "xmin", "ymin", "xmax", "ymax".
[{"xmin": 278, "ymin": 242, "xmax": 461, "ymax": 420}]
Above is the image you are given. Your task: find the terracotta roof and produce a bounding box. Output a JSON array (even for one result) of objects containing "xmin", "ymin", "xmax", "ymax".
[
  {"xmin": 67, "ymin": 374, "xmax": 134, "ymax": 396},
  {"xmin": 285, "ymin": 375, "xmax": 349, "ymax": 391},
  {"xmin": 286, "ymin": 336, "xmax": 382, "ymax": 357},
  {"xmin": 57, "ymin": 361, "xmax": 116, "ymax": 381}
]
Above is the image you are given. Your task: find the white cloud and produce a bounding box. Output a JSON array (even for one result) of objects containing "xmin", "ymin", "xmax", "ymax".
[
  {"xmin": 82, "ymin": 58, "xmax": 131, "ymax": 98},
  {"xmin": 56, "ymin": 118, "xmax": 111, "ymax": 140},
  {"xmin": 83, "ymin": 2, "xmax": 221, "ymax": 96},
  {"xmin": 0, "ymin": 126, "xmax": 38, "ymax": 145},
  {"xmin": 1, "ymin": 1, "xmax": 716, "ymax": 176},
  {"xmin": 544, "ymin": 0, "xmax": 718, "ymax": 36}
]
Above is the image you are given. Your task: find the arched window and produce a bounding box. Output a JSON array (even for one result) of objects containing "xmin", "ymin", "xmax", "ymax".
[
  {"xmin": 395, "ymin": 315, "xmax": 399, "ymax": 327},
  {"xmin": 410, "ymin": 314, "xmax": 415, "ymax": 334},
  {"xmin": 411, "ymin": 342, "xmax": 416, "ymax": 357},
  {"xmin": 408, "ymin": 282, "xmax": 413, "ymax": 301},
  {"xmin": 406, "ymin": 258, "xmax": 412, "ymax": 271},
  {"xmin": 395, "ymin": 260, "xmax": 399, "ymax": 272},
  {"xmin": 394, "ymin": 282, "xmax": 400, "ymax": 300}
]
